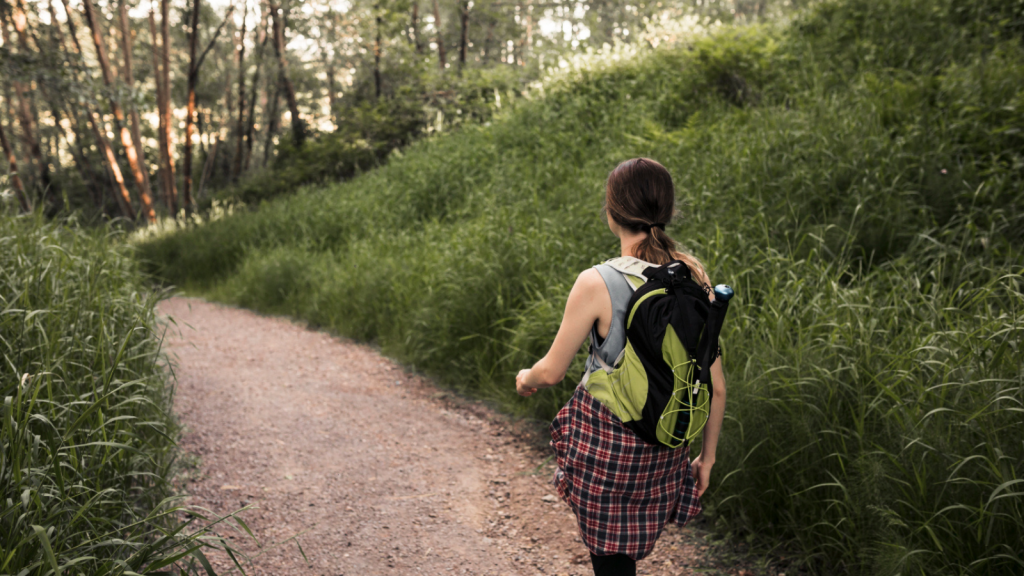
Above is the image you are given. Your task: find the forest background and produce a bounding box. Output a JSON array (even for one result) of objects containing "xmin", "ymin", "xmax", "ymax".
[
  {"xmin": 0, "ymin": 0, "xmax": 780, "ymax": 218},
  {"xmin": 2, "ymin": 0, "xmax": 1023, "ymax": 575}
]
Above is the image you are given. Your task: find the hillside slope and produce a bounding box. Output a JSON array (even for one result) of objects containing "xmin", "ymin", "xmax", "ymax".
[{"xmin": 136, "ymin": 1, "xmax": 1024, "ymax": 574}]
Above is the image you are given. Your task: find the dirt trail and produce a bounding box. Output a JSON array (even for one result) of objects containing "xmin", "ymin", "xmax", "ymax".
[{"xmin": 159, "ymin": 297, "xmax": 754, "ymax": 576}]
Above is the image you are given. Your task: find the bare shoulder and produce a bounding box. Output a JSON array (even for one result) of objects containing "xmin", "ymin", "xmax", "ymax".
[
  {"xmin": 578, "ymin": 266, "xmax": 603, "ymax": 283},
  {"xmin": 574, "ymin": 267, "xmax": 605, "ymax": 294}
]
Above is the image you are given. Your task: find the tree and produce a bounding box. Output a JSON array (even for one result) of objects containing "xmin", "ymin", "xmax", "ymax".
[
  {"xmin": 410, "ymin": 1, "xmax": 421, "ymax": 53},
  {"xmin": 374, "ymin": 3, "xmax": 382, "ymax": 99},
  {"xmin": 182, "ymin": 0, "xmax": 234, "ymax": 212},
  {"xmin": 55, "ymin": 0, "xmax": 136, "ymax": 218},
  {"xmin": 231, "ymin": 0, "xmax": 249, "ymax": 180},
  {"xmin": 242, "ymin": 0, "xmax": 270, "ymax": 171},
  {"xmin": 458, "ymin": 0, "xmax": 469, "ymax": 73},
  {"xmin": 1, "ymin": 0, "xmax": 50, "ymax": 192},
  {"xmin": 119, "ymin": 0, "xmax": 155, "ymax": 205},
  {"xmin": 432, "ymin": 0, "xmax": 445, "ymax": 69},
  {"xmin": 268, "ymin": 0, "xmax": 304, "ymax": 145},
  {"xmin": 81, "ymin": 0, "xmax": 157, "ymax": 223},
  {"xmin": 160, "ymin": 0, "xmax": 178, "ymax": 212},
  {"xmin": 0, "ymin": 106, "xmax": 30, "ymax": 212}
]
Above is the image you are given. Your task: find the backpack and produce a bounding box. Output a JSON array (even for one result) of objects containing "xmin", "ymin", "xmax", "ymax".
[{"xmin": 582, "ymin": 256, "xmax": 734, "ymax": 448}]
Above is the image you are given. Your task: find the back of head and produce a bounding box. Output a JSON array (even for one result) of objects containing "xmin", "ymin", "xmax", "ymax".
[{"xmin": 605, "ymin": 158, "xmax": 705, "ymax": 279}]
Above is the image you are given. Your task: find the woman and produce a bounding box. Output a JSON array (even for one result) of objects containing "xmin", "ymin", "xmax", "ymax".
[{"xmin": 515, "ymin": 158, "xmax": 726, "ymax": 576}]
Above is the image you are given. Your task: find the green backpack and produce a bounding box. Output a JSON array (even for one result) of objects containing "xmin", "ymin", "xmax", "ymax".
[{"xmin": 583, "ymin": 257, "xmax": 734, "ymax": 448}]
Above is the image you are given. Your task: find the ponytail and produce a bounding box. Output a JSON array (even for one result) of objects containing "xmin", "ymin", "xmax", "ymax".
[{"xmin": 633, "ymin": 224, "xmax": 675, "ymax": 266}]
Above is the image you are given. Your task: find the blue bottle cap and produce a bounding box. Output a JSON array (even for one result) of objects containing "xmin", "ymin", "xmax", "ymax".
[{"xmin": 713, "ymin": 284, "xmax": 734, "ymax": 302}]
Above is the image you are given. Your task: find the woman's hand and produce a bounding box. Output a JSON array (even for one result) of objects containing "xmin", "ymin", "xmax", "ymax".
[
  {"xmin": 516, "ymin": 369, "xmax": 538, "ymax": 397},
  {"xmin": 690, "ymin": 453, "xmax": 713, "ymax": 497}
]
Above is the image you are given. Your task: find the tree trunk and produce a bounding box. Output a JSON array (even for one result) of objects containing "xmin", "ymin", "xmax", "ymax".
[
  {"xmin": 432, "ymin": 0, "xmax": 446, "ymax": 70},
  {"xmin": 198, "ymin": 137, "xmax": 220, "ymax": 198},
  {"xmin": 263, "ymin": 84, "xmax": 280, "ymax": 167},
  {"xmin": 232, "ymin": 0, "xmax": 249, "ymax": 181},
  {"xmin": 50, "ymin": 0, "xmax": 108, "ymax": 211},
  {"xmin": 119, "ymin": 0, "xmax": 156, "ymax": 205},
  {"xmin": 483, "ymin": 20, "xmax": 494, "ymax": 62},
  {"xmin": 523, "ymin": 0, "xmax": 532, "ymax": 63},
  {"xmin": 0, "ymin": 112, "xmax": 30, "ymax": 212},
  {"xmin": 182, "ymin": 0, "xmax": 202, "ymax": 212},
  {"xmin": 160, "ymin": 0, "xmax": 178, "ymax": 213},
  {"xmin": 320, "ymin": 7, "xmax": 337, "ymax": 126},
  {"xmin": 180, "ymin": 0, "xmax": 234, "ymax": 210},
  {"xmin": 85, "ymin": 107, "xmax": 136, "ymax": 220},
  {"xmin": 243, "ymin": 1, "xmax": 269, "ymax": 171},
  {"xmin": 458, "ymin": 0, "xmax": 468, "ymax": 73},
  {"xmin": 148, "ymin": 7, "xmax": 172, "ymax": 213},
  {"xmin": 1, "ymin": 5, "xmax": 50, "ymax": 192},
  {"xmin": 374, "ymin": 6, "xmax": 382, "ymax": 99},
  {"xmin": 411, "ymin": 2, "xmax": 421, "ymax": 53},
  {"xmin": 268, "ymin": 0, "xmax": 303, "ymax": 145},
  {"xmin": 220, "ymin": 66, "xmax": 233, "ymax": 180},
  {"xmin": 81, "ymin": 0, "xmax": 156, "ymax": 223},
  {"xmin": 326, "ymin": 53, "xmax": 336, "ymax": 126}
]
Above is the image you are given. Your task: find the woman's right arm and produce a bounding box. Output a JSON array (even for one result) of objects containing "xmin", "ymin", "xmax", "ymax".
[{"xmin": 516, "ymin": 268, "xmax": 606, "ymax": 396}]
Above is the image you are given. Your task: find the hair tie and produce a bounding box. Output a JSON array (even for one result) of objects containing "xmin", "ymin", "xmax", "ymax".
[{"xmin": 641, "ymin": 222, "xmax": 666, "ymax": 232}]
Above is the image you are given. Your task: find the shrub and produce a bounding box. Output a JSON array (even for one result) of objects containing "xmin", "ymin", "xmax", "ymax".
[{"xmin": 1, "ymin": 215, "xmax": 208, "ymax": 574}]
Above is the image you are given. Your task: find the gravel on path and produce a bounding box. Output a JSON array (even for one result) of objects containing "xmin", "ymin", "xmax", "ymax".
[{"xmin": 159, "ymin": 297, "xmax": 763, "ymax": 576}]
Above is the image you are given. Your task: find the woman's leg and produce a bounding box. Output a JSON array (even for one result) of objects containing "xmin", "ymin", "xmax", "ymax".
[{"xmin": 590, "ymin": 553, "xmax": 637, "ymax": 576}]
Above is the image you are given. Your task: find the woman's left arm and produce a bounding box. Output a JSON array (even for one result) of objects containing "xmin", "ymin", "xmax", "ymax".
[
  {"xmin": 690, "ymin": 269, "xmax": 726, "ymax": 496},
  {"xmin": 516, "ymin": 269, "xmax": 605, "ymax": 397}
]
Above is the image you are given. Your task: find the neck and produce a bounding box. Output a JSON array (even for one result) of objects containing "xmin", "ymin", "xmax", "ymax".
[{"xmin": 619, "ymin": 231, "xmax": 647, "ymax": 259}]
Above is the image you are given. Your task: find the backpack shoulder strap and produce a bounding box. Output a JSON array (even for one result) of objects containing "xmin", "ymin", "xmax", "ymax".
[{"xmin": 601, "ymin": 256, "xmax": 651, "ymax": 290}]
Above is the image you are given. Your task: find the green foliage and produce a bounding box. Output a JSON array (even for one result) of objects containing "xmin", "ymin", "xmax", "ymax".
[
  {"xmin": 210, "ymin": 65, "xmax": 527, "ymax": 206},
  {"xmin": 136, "ymin": 1, "xmax": 1024, "ymax": 574}
]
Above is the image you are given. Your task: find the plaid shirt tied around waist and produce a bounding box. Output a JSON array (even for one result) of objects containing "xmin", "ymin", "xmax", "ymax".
[{"xmin": 550, "ymin": 382, "xmax": 702, "ymax": 560}]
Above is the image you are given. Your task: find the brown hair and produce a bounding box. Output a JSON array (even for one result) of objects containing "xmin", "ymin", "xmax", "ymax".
[{"xmin": 604, "ymin": 158, "xmax": 708, "ymax": 282}]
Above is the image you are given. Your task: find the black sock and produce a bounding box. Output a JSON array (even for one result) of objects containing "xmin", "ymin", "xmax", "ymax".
[{"xmin": 590, "ymin": 552, "xmax": 637, "ymax": 576}]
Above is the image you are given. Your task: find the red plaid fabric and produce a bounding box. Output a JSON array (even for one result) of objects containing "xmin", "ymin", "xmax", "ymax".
[{"xmin": 550, "ymin": 383, "xmax": 702, "ymax": 560}]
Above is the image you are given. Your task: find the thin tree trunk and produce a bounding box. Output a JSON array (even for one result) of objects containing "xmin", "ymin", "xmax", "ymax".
[
  {"xmin": 148, "ymin": 6, "xmax": 171, "ymax": 212},
  {"xmin": 458, "ymin": 0, "xmax": 468, "ymax": 73},
  {"xmin": 523, "ymin": 0, "xmax": 532, "ymax": 63},
  {"xmin": 182, "ymin": 0, "xmax": 202, "ymax": 212},
  {"xmin": 263, "ymin": 84, "xmax": 280, "ymax": 166},
  {"xmin": 326, "ymin": 53, "xmax": 336, "ymax": 126},
  {"xmin": 0, "ymin": 111, "xmax": 30, "ymax": 212},
  {"xmin": 432, "ymin": 0, "xmax": 445, "ymax": 69},
  {"xmin": 482, "ymin": 20, "xmax": 494, "ymax": 62},
  {"xmin": 86, "ymin": 107, "xmax": 136, "ymax": 219},
  {"xmin": 220, "ymin": 68, "xmax": 233, "ymax": 180},
  {"xmin": 374, "ymin": 6, "xmax": 382, "ymax": 99},
  {"xmin": 182, "ymin": 0, "xmax": 234, "ymax": 212},
  {"xmin": 160, "ymin": 0, "xmax": 178, "ymax": 213},
  {"xmin": 319, "ymin": 7, "xmax": 337, "ymax": 126},
  {"xmin": 1, "ymin": 5, "xmax": 49, "ymax": 191},
  {"xmin": 50, "ymin": 0, "xmax": 108, "ymax": 210},
  {"xmin": 243, "ymin": 1, "xmax": 269, "ymax": 171},
  {"xmin": 268, "ymin": 0, "xmax": 303, "ymax": 145},
  {"xmin": 119, "ymin": 0, "xmax": 156, "ymax": 203},
  {"xmin": 198, "ymin": 137, "xmax": 220, "ymax": 198},
  {"xmin": 411, "ymin": 1, "xmax": 421, "ymax": 52},
  {"xmin": 81, "ymin": 0, "xmax": 156, "ymax": 223},
  {"xmin": 232, "ymin": 0, "xmax": 249, "ymax": 181}
]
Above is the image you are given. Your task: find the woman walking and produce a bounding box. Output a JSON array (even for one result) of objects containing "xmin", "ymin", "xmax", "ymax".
[{"xmin": 515, "ymin": 158, "xmax": 726, "ymax": 576}]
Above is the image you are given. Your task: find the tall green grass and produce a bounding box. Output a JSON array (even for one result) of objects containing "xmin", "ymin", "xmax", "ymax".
[
  {"xmin": 0, "ymin": 215, "xmax": 252, "ymax": 575},
  {"xmin": 135, "ymin": 0, "xmax": 1023, "ymax": 573}
]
